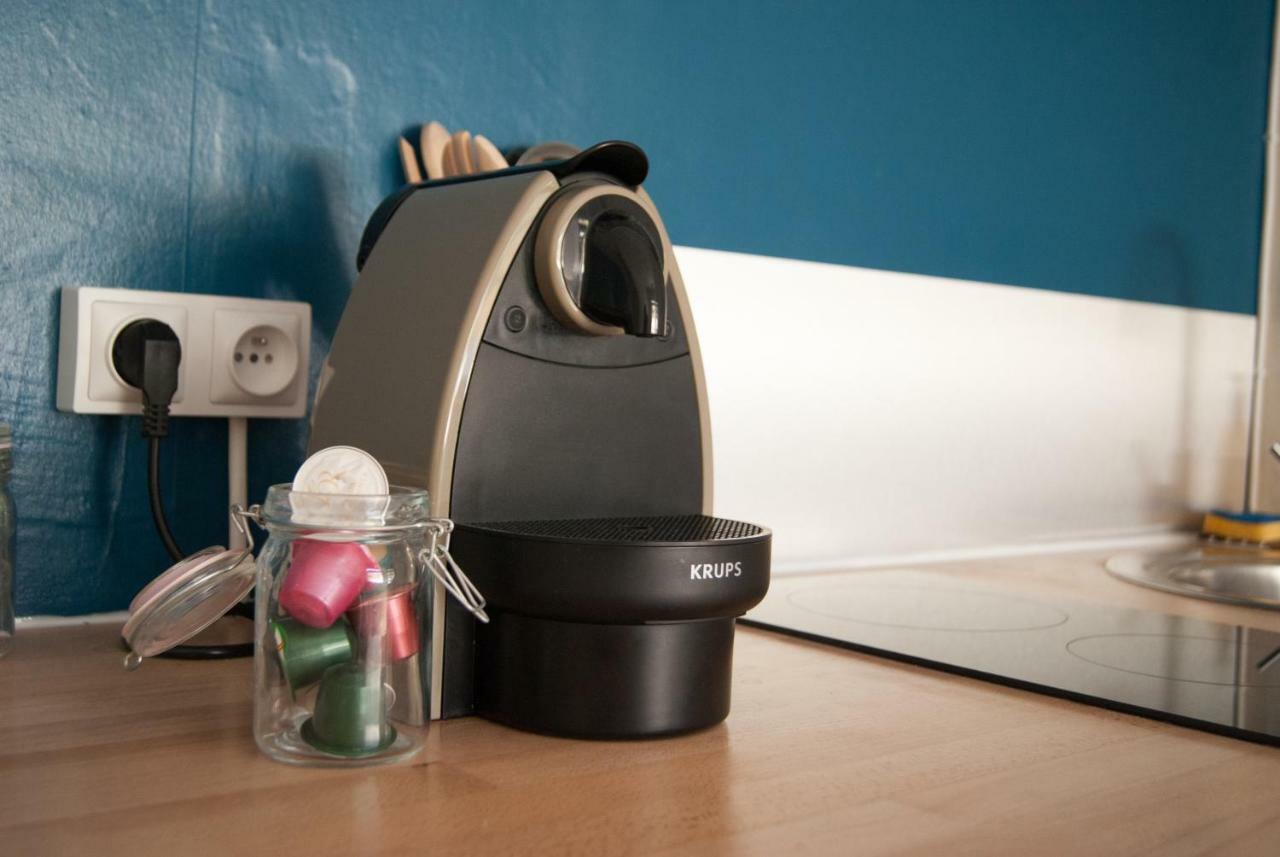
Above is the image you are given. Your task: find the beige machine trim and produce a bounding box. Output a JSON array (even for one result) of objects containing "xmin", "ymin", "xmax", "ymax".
[
  {"xmin": 670, "ymin": 264, "xmax": 714, "ymax": 514},
  {"xmin": 424, "ymin": 174, "xmax": 559, "ymax": 718},
  {"xmin": 427, "ymin": 180, "xmax": 557, "ymax": 517},
  {"xmin": 637, "ymin": 187, "xmax": 715, "ymax": 514}
]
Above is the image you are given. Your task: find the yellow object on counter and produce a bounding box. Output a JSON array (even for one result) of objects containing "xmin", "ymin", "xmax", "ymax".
[{"xmin": 1202, "ymin": 510, "xmax": 1280, "ymax": 545}]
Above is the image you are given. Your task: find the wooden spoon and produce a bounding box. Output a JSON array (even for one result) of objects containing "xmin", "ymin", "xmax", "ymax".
[
  {"xmin": 419, "ymin": 121, "xmax": 450, "ymax": 180},
  {"xmin": 451, "ymin": 130, "xmax": 475, "ymax": 174},
  {"xmin": 472, "ymin": 134, "xmax": 508, "ymax": 172},
  {"xmin": 441, "ymin": 137, "xmax": 458, "ymax": 177},
  {"xmin": 397, "ymin": 137, "xmax": 423, "ymax": 183}
]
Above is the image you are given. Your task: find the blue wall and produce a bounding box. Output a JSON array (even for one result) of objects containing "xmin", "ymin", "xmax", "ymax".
[{"xmin": 1, "ymin": 0, "xmax": 1272, "ymax": 614}]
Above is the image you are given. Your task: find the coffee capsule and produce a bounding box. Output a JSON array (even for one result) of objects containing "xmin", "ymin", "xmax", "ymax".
[
  {"xmin": 271, "ymin": 617, "xmax": 356, "ymax": 690},
  {"xmin": 301, "ymin": 663, "xmax": 396, "ymax": 757},
  {"xmin": 290, "ymin": 446, "xmax": 390, "ymax": 527},
  {"xmin": 346, "ymin": 583, "xmax": 419, "ymax": 662},
  {"xmin": 279, "ymin": 539, "xmax": 377, "ymax": 628}
]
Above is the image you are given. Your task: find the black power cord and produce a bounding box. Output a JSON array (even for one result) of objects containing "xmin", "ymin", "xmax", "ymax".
[
  {"xmin": 147, "ymin": 437, "xmax": 185, "ymax": 563},
  {"xmin": 114, "ymin": 319, "xmax": 253, "ymax": 659}
]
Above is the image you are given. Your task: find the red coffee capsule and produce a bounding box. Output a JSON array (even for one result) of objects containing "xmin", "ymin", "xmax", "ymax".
[
  {"xmin": 345, "ymin": 583, "xmax": 419, "ymax": 662},
  {"xmin": 280, "ymin": 539, "xmax": 378, "ymax": 628}
]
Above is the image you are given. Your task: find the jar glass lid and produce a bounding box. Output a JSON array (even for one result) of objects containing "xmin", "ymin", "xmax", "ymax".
[{"xmin": 122, "ymin": 546, "xmax": 256, "ymax": 666}]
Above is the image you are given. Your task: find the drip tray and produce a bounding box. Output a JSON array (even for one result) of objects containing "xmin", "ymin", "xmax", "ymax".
[
  {"xmin": 745, "ymin": 569, "xmax": 1280, "ymax": 746},
  {"xmin": 446, "ymin": 514, "xmax": 773, "ymax": 735},
  {"xmin": 452, "ymin": 514, "xmax": 772, "ymax": 623}
]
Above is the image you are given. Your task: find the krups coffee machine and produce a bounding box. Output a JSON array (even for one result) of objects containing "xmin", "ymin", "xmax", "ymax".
[{"xmin": 309, "ymin": 141, "xmax": 770, "ymax": 737}]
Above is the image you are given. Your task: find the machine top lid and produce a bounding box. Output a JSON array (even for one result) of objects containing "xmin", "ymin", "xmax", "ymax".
[{"xmin": 356, "ymin": 141, "xmax": 650, "ymax": 272}]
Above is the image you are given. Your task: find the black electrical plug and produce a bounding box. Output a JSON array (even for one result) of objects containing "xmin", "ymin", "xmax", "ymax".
[
  {"xmin": 110, "ymin": 318, "xmax": 254, "ymax": 659},
  {"xmin": 111, "ymin": 318, "xmax": 187, "ymax": 560},
  {"xmin": 111, "ymin": 319, "xmax": 181, "ymax": 438}
]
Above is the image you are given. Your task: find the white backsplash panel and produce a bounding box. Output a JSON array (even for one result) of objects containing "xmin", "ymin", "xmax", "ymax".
[{"xmin": 677, "ymin": 246, "xmax": 1256, "ymax": 572}]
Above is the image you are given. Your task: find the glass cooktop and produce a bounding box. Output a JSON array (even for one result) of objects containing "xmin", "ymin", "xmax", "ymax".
[{"xmin": 743, "ymin": 569, "xmax": 1280, "ymax": 746}]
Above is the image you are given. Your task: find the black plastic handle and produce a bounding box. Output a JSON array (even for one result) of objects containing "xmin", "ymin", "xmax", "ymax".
[{"xmin": 580, "ymin": 213, "xmax": 667, "ymax": 337}]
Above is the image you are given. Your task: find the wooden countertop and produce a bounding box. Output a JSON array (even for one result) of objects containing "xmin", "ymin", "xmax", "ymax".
[{"xmin": 3, "ymin": 547, "xmax": 1280, "ymax": 856}]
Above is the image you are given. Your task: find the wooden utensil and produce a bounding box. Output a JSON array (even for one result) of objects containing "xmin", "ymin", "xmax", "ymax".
[
  {"xmin": 420, "ymin": 121, "xmax": 450, "ymax": 180},
  {"xmin": 472, "ymin": 134, "xmax": 508, "ymax": 172},
  {"xmin": 451, "ymin": 130, "xmax": 475, "ymax": 174},
  {"xmin": 441, "ymin": 137, "xmax": 458, "ymax": 177},
  {"xmin": 398, "ymin": 137, "xmax": 423, "ymax": 184}
]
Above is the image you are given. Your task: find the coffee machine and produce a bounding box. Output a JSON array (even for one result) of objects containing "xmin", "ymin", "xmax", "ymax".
[{"xmin": 309, "ymin": 141, "xmax": 770, "ymax": 737}]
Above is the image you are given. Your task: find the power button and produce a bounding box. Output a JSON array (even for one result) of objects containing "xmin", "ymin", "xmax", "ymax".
[{"xmin": 504, "ymin": 306, "xmax": 528, "ymax": 333}]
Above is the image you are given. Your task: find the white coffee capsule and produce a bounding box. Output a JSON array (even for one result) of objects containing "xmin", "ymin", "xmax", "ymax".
[{"xmin": 291, "ymin": 445, "xmax": 389, "ymax": 526}]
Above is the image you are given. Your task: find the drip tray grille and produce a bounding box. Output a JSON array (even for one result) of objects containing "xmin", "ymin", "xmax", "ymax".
[{"xmin": 466, "ymin": 515, "xmax": 766, "ymax": 545}]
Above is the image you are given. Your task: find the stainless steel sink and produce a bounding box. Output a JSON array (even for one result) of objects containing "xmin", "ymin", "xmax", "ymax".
[{"xmin": 1107, "ymin": 545, "xmax": 1280, "ymax": 609}]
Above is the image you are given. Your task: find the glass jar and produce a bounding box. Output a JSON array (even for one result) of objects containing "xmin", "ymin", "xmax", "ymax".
[
  {"xmin": 121, "ymin": 482, "xmax": 487, "ymax": 767},
  {"xmin": 0, "ymin": 423, "xmax": 13, "ymax": 657},
  {"xmin": 253, "ymin": 485, "xmax": 438, "ymax": 766}
]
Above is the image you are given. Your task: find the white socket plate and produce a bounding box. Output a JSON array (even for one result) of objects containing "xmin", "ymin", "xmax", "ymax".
[{"xmin": 57, "ymin": 286, "xmax": 312, "ymax": 418}]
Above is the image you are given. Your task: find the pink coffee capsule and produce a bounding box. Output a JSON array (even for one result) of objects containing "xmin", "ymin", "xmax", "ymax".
[
  {"xmin": 280, "ymin": 540, "xmax": 378, "ymax": 628},
  {"xmin": 346, "ymin": 583, "xmax": 419, "ymax": 662}
]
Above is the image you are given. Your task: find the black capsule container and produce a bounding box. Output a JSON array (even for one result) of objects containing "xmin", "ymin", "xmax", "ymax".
[{"xmin": 449, "ymin": 515, "xmax": 771, "ymax": 738}]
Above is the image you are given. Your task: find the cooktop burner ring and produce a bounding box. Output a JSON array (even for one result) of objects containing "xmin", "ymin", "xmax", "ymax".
[
  {"xmin": 1065, "ymin": 633, "xmax": 1280, "ymax": 688},
  {"xmin": 785, "ymin": 581, "xmax": 1070, "ymax": 633}
]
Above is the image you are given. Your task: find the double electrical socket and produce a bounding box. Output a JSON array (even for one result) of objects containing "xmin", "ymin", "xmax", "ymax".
[{"xmin": 57, "ymin": 287, "xmax": 312, "ymax": 418}]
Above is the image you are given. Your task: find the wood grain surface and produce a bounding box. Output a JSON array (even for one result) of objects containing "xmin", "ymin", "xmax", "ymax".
[{"xmin": 2, "ymin": 549, "xmax": 1279, "ymax": 856}]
